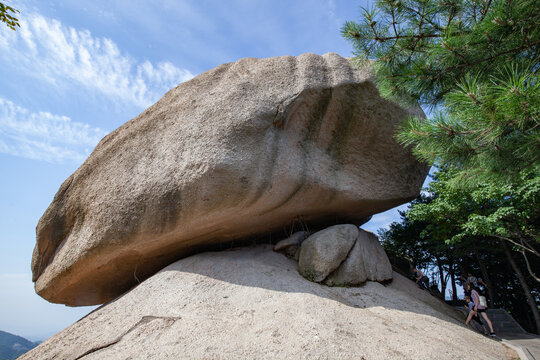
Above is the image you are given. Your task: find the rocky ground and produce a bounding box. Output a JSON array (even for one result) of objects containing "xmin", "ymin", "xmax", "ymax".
[{"xmin": 22, "ymin": 245, "xmax": 515, "ymax": 360}]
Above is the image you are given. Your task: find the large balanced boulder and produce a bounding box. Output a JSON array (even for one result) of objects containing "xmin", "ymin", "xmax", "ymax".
[
  {"xmin": 33, "ymin": 52, "xmax": 429, "ymax": 306},
  {"xmin": 21, "ymin": 246, "xmax": 513, "ymax": 360}
]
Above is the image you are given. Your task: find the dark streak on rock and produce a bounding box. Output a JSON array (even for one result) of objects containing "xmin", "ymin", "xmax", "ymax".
[{"xmin": 74, "ymin": 316, "xmax": 181, "ymax": 360}]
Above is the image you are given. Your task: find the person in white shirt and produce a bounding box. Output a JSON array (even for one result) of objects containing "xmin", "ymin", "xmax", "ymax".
[
  {"xmin": 464, "ymin": 296, "xmax": 488, "ymax": 334},
  {"xmin": 468, "ymin": 286, "xmax": 496, "ymax": 336}
]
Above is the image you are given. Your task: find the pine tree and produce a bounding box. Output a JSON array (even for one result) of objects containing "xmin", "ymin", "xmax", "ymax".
[
  {"xmin": 343, "ymin": 0, "xmax": 540, "ymax": 332},
  {"xmin": 342, "ymin": 0, "xmax": 539, "ymax": 186},
  {"xmin": 0, "ymin": 2, "xmax": 19, "ymax": 31}
]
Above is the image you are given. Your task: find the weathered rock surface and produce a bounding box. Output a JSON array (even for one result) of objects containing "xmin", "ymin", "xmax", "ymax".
[
  {"xmin": 297, "ymin": 224, "xmax": 358, "ymax": 282},
  {"xmin": 325, "ymin": 228, "xmax": 393, "ymax": 286},
  {"xmin": 33, "ymin": 52, "xmax": 429, "ymax": 306},
  {"xmin": 272, "ymin": 230, "xmax": 309, "ymax": 258},
  {"xmin": 21, "ymin": 246, "xmax": 513, "ymax": 360},
  {"xmin": 297, "ymin": 225, "xmax": 392, "ymax": 286},
  {"xmin": 273, "ymin": 231, "xmax": 309, "ymax": 252}
]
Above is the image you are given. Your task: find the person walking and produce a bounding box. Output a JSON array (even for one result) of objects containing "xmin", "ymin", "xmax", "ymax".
[
  {"xmin": 460, "ymin": 275, "xmax": 471, "ymax": 297},
  {"xmin": 467, "ymin": 272, "xmax": 488, "ymax": 291},
  {"xmin": 469, "ymin": 286, "xmax": 496, "ymax": 337},
  {"xmin": 464, "ymin": 296, "xmax": 488, "ymax": 335}
]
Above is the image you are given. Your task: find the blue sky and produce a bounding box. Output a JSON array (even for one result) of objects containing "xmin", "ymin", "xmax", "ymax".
[{"xmin": 0, "ymin": 0, "xmax": 425, "ymax": 341}]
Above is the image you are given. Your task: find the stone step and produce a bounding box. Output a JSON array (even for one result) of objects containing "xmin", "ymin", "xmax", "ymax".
[
  {"xmin": 453, "ymin": 307, "xmax": 527, "ymax": 335},
  {"xmin": 486, "ymin": 309, "xmax": 526, "ymax": 334}
]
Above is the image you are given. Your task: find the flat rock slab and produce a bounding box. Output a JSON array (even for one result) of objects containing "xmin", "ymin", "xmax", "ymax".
[
  {"xmin": 21, "ymin": 246, "xmax": 513, "ymax": 360},
  {"xmin": 33, "ymin": 52, "xmax": 429, "ymax": 305}
]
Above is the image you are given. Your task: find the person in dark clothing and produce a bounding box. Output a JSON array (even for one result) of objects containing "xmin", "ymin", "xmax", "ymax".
[
  {"xmin": 467, "ymin": 272, "xmax": 488, "ymax": 291},
  {"xmin": 413, "ymin": 268, "xmax": 429, "ymax": 289},
  {"xmin": 464, "ymin": 282, "xmax": 472, "ymax": 298},
  {"xmin": 460, "ymin": 275, "xmax": 471, "ymax": 297}
]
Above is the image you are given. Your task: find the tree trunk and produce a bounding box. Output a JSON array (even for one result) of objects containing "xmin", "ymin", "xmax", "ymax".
[
  {"xmin": 502, "ymin": 241, "xmax": 540, "ymax": 334},
  {"xmin": 456, "ymin": 262, "xmax": 467, "ymax": 277},
  {"xmin": 475, "ymin": 250, "xmax": 497, "ymax": 305},
  {"xmin": 449, "ymin": 261, "xmax": 458, "ymax": 302},
  {"xmin": 436, "ymin": 256, "xmax": 446, "ymax": 298}
]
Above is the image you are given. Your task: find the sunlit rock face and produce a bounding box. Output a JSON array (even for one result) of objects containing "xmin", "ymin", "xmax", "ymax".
[
  {"xmin": 21, "ymin": 246, "xmax": 508, "ymax": 360},
  {"xmin": 32, "ymin": 52, "xmax": 428, "ymax": 306}
]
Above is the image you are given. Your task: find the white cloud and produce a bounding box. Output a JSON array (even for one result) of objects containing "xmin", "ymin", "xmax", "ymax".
[
  {"xmin": 0, "ymin": 12, "xmax": 194, "ymax": 108},
  {"xmin": 0, "ymin": 97, "xmax": 108, "ymax": 163}
]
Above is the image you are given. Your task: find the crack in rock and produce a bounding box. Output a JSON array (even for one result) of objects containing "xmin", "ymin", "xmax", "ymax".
[{"xmin": 74, "ymin": 316, "xmax": 181, "ymax": 359}]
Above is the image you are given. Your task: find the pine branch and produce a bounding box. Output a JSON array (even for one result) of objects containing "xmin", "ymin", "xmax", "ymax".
[
  {"xmin": 401, "ymin": 5, "xmax": 444, "ymax": 31},
  {"xmin": 480, "ymin": 0, "xmax": 493, "ymax": 20},
  {"xmin": 370, "ymin": 34, "xmax": 442, "ymax": 42},
  {"xmin": 442, "ymin": 41, "xmax": 540, "ymax": 74}
]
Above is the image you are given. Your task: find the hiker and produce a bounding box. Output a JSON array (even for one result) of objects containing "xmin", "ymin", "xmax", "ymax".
[
  {"xmin": 460, "ymin": 275, "xmax": 471, "ymax": 297},
  {"xmin": 413, "ymin": 268, "xmax": 429, "ymax": 290},
  {"xmin": 467, "ymin": 272, "xmax": 487, "ymax": 290},
  {"xmin": 468, "ymin": 285, "xmax": 496, "ymax": 337},
  {"xmin": 461, "ymin": 275, "xmax": 471, "ymax": 297},
  {"xmin": 464, "ymin": 296, "xmax": 488, "ymax": 335}
]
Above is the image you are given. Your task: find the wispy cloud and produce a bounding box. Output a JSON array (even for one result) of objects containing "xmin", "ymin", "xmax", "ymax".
[
  {"xmin": 0, "ymin": 97, "xmax": 108, "ymax": 163},
  {"xmin": 0, "ymin": 12, "xmax": 194, "ymax": 108},
  {"xmin": 327, "ymin": 0, "xmax": 340, "ymax": 28}
]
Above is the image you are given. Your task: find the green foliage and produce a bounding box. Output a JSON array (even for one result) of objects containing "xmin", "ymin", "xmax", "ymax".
[
  {"xmin": 380, "ymin": 192, "xmax": 471, "ymax": 301},
  {"xmin": 409, "ymin": 166, "xmax": 540, "ymax": 289},
  {"xmin": 342, "ymin": 0, "xmax": 539, "ymax": 106},
  {"xmin": 397, "ymin": 64, "xmax": 539, "ymax": 185},
  {"xmin": 342, "ymin": 0, "xmax": 540, "ymax": 185},
  {"xmin": 344, "ymin": 1, "xmax": 540, "ymax": 329},
  {"xmin": 408, "ymin": 167, "xmax": 539, "ymax": 253},
  {"xmin": 379, "ymin": 167, "xmax": 540, "ymax": 331},
  {"xmin": 0, "ymin": 2, "xmax": 20, "ymax": 31}
]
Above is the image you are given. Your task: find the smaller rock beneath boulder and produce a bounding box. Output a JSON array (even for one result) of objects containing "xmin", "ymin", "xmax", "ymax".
[
  {"xmin": 298, "ymin": 225, "xmax": 358, "ymax": 282},
  {"xmin": 325, "ymin": 229, "xmax": 392, "ymax": 286},
  {"xmin": 296, "ymin": 224, "xmax": 393, "ymax": 287},
  {"xmin": 273, "ymin": 231, "xmax": 310, "ymax": 251},
  {"xmin": 273, "ymin": 231, "xmax": 310, "ymax": 259}
]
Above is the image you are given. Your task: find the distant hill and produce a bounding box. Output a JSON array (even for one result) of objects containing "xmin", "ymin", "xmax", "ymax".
[{"xmin": 0, "ymin": 330, "xmax": 39, "ymax": 360}]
